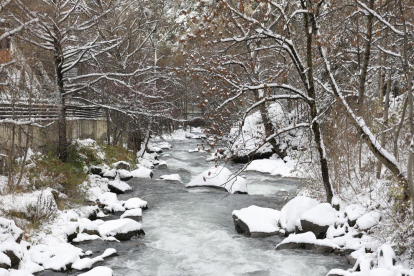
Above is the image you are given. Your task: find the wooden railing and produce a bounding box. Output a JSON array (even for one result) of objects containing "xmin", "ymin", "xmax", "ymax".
[{"xmin": 0, "ymin": 100, "xmax": 105, "ymax": 120}]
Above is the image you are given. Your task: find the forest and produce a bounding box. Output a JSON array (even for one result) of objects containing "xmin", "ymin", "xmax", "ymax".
[{"xmin": 0, "ymin": 0, "xmax": 413, "ymax": 275}]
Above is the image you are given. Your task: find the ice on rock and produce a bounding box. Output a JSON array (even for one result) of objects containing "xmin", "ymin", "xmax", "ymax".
[
  {"xmin": 186, "ymin": 166, "xmax": 247, "ymax": 194},
  {"xmin": 124, "ymin": 198, "xmax": 148, "ymax": 210},
  {"xmin": 279, "ymin": 196, "xmax": 319, "ymax": 232},
  {"xmin": 131, "ymin": 166, "xmax": 153, "ymax": 179},
  {"xmin": 232, "ymin": 205, "xmax": 280, "ymax": 237},
  {"xmin": 98, "ymin": 219, "xmax": 143, "ymax": 241},
  {"xmin": 159, "ymin": 174, "xmax": 182, "ymax": 182},
  {"xmin": 356, "ymin": 211, "xmax": 381, "ymax": 231},
  {"xmin": 78, "ymin": 266, "xmax": 113, "ymax": 276}
]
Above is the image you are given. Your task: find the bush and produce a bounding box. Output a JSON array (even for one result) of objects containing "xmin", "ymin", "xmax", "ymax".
[{"xmin": 102, "ymin": 145, "xmax": 137, "ymax": 168}]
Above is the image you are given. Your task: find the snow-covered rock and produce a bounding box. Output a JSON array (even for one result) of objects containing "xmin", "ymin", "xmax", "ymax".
[
  {"xmin": 107, "ymin": 180, "xmax": 132, "ymax": 194},
  {"xmin": 98, "ymin": 219, "xmax": 144, "ymax": 241},
  {"xmin": 98, "ymin": 192, "xmax": 125, "ymax": 212},
  {"xmin": 112, "ymin": 161, "xmax": 131, "ymax": 171},
  {"xmin": 159, "ymin": 174, "xmax": 182, "ymax": 182},
  {"xmin": 155, "ymin": 142, "xmax": 172, "ymax": 149},
  {"xmin": 232, "ymin": 206, "xmax": 280, "ymax": 237},
  {"xmin": 102, "ymin": 169, "xmax": 117, "ymax": 180},
  {"xmin": 120, "ymin": 209, "xmax": 142, "ymax": 222},
  {"xmin": 131, "ymin": 166, "xmax": 153, "ymax": 179},
  {"xmin": 186, "ymin": 166, "xmax": 247, "ymax": 194},
  {"xmin": 246, "ymin": 158, "xmax": 295, "ymax": 177},
  {"xmin": 299, "ymin": 203, "xmax": 337, "ymax": 238},
  {"xmin": 276, "ymin": 232, "xmax": 340, "ymax": 254},
  {"xmin": 345, "ymin": 204, "xmax": 366, "ymax": 227},
  {"xmin": 117, "ymin": 169, "xmax": 133, "ymax": 181},
  {"xmin": 158, "ymin": 161, "xmax": 168, "ymax": 169},
  {"xmin": 279, "ymin": 196, "xmax": 319, "ymax": 233},
  {"xmin": 147, "ymin": 145, "xmax": 163, "ymax": 153},
  {"xmin": 123, "ymin": 198, "xmax": 148, "ymax": 210},
  {"xmin": 356, "ymin": 211, "xmax": 381, "ymax": 231}
]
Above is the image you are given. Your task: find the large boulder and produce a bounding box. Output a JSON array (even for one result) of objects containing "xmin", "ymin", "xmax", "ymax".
[
  {"xmin": 299, "ymin": 203, "xmax": 337, "ymax": 239},
  {"xmin": 113, "ymin": 161, "xmax": 131, "ymax": 171},
  {"xmin": 90, "ymin": 166, "xmax": 103, "ymax": 176},
  {"xmin": 98, "ymin": 219, "xmax": 144, "ymax": 241},
  {"xmin": 232, "ymin": 205, "xmax": 280, "ymax": 238},
  {"xmin": 124, "ymin": 198, "xmax": 148, "ymax": 210},
  {"xmin": 186, "ymin": 166, "xmax": 248, "ymax": 194},
  {"xmin": 108, "ymin": 180, "xmax": 132, "ymax": 194},
  {"xmin": 120, "ymin": 209, "xmax": 142, "ymax": 222},
  {"xmin": 102, "ymin": 169, "xmax": 117, "ymax": 180},
  {"xmin": 131, "ymin": 167, "xmax": 153, "ymax": 179},
  {"xmin": 279, "ymin": 196, "xmax": 319, "ymax": 234},
  {"xmin": 117, "ymin": 169, "xmax": 133, "ymax": 181}
]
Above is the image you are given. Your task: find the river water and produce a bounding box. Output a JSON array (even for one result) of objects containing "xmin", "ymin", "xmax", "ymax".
[
  {"xmin": 101, "ymin": 139, "xmax": 349, "ymax": 276},
  {"xmin": 38, "ymin": 138, "xmax": 349, "ymax": 276}
]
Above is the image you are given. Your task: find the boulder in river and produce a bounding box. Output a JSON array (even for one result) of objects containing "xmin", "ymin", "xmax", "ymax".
[
  {"xmin": 276, "ymin": 232, "xmax": 340, "ymax": 254},
  {"xmin": 98, "ymin": 219, "xmax": 145, "ymax": 241},
  {"xmin": 232, "ymin": 206, "xmax": 280, "ymax": 238},
  {"xmin": 108, "ymin": 180, "xmax": 132, "ymax": 194},
  {"xmin": 298, "ymin": 203, "xmax": 337, "ymax": 239},
  {"xmin": 121, "ymin": 209, "xmax": 142, "ymax": 222}
]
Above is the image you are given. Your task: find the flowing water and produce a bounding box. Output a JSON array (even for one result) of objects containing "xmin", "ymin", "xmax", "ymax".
[
  {"xmin": 104, "ymin": 139, "xmax": 349, "ymax": 276},
  {"xmin": 39, "ymin": 138, "xmax": 349, "ymax": 276}
]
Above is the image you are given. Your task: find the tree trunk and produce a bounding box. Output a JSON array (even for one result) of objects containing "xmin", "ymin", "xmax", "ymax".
[{"xmin": 376, "ymin": 72, "xmax": 391, "ymax": 179}]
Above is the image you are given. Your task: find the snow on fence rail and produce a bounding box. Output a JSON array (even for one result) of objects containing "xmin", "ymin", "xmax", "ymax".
[{"xmin": 0, "ymin": 101, "xmax": 105, "ymax": 121}]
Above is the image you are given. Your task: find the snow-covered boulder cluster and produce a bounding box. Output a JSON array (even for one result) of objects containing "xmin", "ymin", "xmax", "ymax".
[
  {"xmin": 232, "ymin": 195, "xmax": 399, "ymax": 275},
  {"xmin": 245, "ymin": 155, "xmax": 296, "ymax": 177},
  {"xmin": 186, "ymin": 166, "xmax": 247, "ymax": 194}
]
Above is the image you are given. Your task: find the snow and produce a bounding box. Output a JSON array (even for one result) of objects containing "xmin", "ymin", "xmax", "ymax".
[
  {"xmin": 78, "ymin": 266, "xmax": 113, "ymax": 276},
  {"xmin": 345, "ymin": 204, "xmax": 366, "ymax": 221},
  {"xmin": 186, "ymin": 166, "xmax": 248, "ymax": 194},
  {"xmin": 246, "ymin": 157, "xmax": 296, "ymax": 177},
  {"xmin": 98, "ymin": 219, "xmax": 142, "ymax": 239},
  {"xmin": 279, "ymin": 196, "xmax": 319, "ymax": 232},
  {"xmin": 356, "ymin": 211, "xmax": 381, "ymax": 231},
  {"xmin": 112, "ymin": 161, "xmax": 130, "ymax": 169},
  {"xmin": 120, "ymin": 209, "xmax": 142, "ymax": 219},
  {"xmin": 0, "ymin": 252, "xmax": 10, "ymax": 267},
  {"xmin": 108, "ymin": 179, "xmax": 132, "ymax": 193},
  {"xmin": 159, "ymin": 174, "xmax": 182, "ymax": 182},
  {"xmin": 232, "ymin": 205, "xmax": 280, "ymax": 233},
  {"xmin": 131, "ymin": 167, "xmax": 153, "ymax": 178},
  {"xmin": 124, "ymin": 198, "xmax": 148, "ymax": 210},
  {"xmin": 300, "ymin": 203, "xmax": 337, "ymax": 226},
  {"xmin": 72, "ymin": 256, "xmax": 104, "ymax": 270},
  {"xmin": 138, "ymin": 158, "xmax": 154, "ymax": 169}
]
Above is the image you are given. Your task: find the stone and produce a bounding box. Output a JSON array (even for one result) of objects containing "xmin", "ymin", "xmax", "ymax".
[
  {"xmin": 113, "ymin": 161, "xmax": 131, "ymax": 171},
  {"xmin": 3, "ymin": 250, "xmax": 20, "ymax": 269},
  {"xmin": 300, "ymin": 220, "xmax": 330, "ymax": 239},
  {"xmin": 232, "ymin": 215, "xmax": 277, "ymax": 238},
  {"xmin": 90, "ymin": 166, "xmax": 103, "ymax": 175}
]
